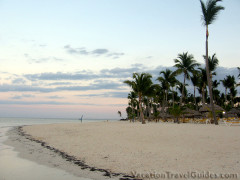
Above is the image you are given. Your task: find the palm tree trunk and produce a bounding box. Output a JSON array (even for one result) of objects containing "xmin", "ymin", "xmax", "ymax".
[
  {"xmin": 224, "ymin": 88, "xmax": 227, "ymax": 103},
  {"xmin": 131, "ymin": 102, "xmax": 134, "ymax": 122},
  {"xmin": 205, "ymin": 26, "xmax": 217, "ymax": 125},
  {"xmin": 230, "ymin": 94, "xmax": 234, "ymax": 107},
  {"xmin": 180, "ymin": 74, "xmax": 186, "ymax": 105},
  {"xmin": 194, "ymin": 86, "xmax": 197, "ymax": 110},
  {"xmin": 172, "ymin": 87, "xmax": 175, "ymax": 107},
  {"xmin": 202, "ymin": 86, "xmax": 205, "ymax": 104},
  {"xmin": 138, "ymin": 94, "xmax": 145, "ymax": 124}
]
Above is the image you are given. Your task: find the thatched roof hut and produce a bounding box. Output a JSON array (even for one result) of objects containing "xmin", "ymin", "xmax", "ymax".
[
  {"xmin": 182, "ymin": 108, "xmax": 202, "ymax": 118},
  {"xmin": 199, "ymin": 104, "xmax": 224, "ymax": 112},
  {"xmin": 226, "ymin": 108, "xmax": 240, "ymax": 117}
]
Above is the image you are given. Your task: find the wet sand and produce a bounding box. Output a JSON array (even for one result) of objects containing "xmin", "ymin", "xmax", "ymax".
[{"xmin": 3, "ymin": 127, "xmax": 119, "ymax": 180}]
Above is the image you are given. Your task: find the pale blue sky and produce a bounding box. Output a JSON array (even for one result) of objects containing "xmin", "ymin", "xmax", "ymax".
[{"xmin": 0, "ymin": 0, "xmax": 239, "ymax": 119}]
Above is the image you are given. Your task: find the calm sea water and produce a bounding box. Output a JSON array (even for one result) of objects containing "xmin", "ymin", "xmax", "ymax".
[
  {"xmin": 0, "ymin": 117, "xmax": 117, "ymax": 180},
  {"xmin": 0, "ymin": 117, "xmax": 116, "ymax": 127}
]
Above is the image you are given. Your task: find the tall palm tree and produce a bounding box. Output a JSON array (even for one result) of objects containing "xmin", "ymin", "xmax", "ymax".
[
  {"xmin": 174, "ymin": 52, "xmax": 200, "ymax": 105},
  {"xmin": 200, "ymin": 0, "xmax": 224, "ymax": 125},
  {"xmin": 124, "ymin": 73, "xmax": 153, "ymax": 124}
]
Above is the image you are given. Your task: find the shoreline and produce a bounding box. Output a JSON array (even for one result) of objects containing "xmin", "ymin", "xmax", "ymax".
[
  {"xmin": 5, "ymin": 126, "xmax": 132, "ymax": 180},
  {"xmin": 5, "ymin": 121, "xmax": 240, "ymax": 179}
]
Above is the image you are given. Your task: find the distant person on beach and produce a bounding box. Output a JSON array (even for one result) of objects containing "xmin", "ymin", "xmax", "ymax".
[{"xmin": 80, "ymin": 115, "xmax": 83, "ymax": 123}]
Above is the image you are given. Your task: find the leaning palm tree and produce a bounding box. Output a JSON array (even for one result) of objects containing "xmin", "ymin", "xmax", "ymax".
[
  {"xmin": 200, "ymin": 0, "xmax": 224, "ymax": 125},
  {"xmin": 124, "ymin": 73, "xmax": 153, "ymax": 124},
  {"xmin": 174, "ymin": 52, "xmax": 200, "ymax": 105}
]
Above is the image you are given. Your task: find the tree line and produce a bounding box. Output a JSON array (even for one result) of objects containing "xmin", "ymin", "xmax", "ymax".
[
  {"xmin": 123, "ymin": 0, "xmax": 239, "ymax": 124},
  {"xmin": 124, "ymin": 53, "xmax": 239, "ymax": 124}
]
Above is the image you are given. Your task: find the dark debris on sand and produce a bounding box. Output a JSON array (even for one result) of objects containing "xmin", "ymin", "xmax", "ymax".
[{"xmin": 17, "ymin": 126, "xmax": 140, "ymax": 180}]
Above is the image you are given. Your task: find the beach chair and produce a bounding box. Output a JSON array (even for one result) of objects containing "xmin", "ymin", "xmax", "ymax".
[{"xmin": 221, "ymin": 118, "xmax": 240, "ymax": 126}]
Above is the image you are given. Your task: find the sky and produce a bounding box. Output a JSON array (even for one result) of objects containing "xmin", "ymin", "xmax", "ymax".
[{"xmin": 0, "ymin": 0, "xmax": 239, "ymax": 119}]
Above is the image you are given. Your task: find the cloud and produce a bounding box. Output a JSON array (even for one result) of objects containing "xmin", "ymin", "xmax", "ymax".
[
  {"xmin": 47, "ymin": 95, "xmax": 64, "ymax": 99},
  {"xmin": 91, "ymin": 48, "xmax": 109, "ymax": 55},
  {"xmin": 0, "ymin": 100, "xmax": 75, "ymax": 105},
  {"xmin": 0, "ymin": 84, "xmax": 53, "ymax": 93},
  {"xmin": 11, "ymin": 94, "xmax": 35, "ymax": 99},
  {"xmin": 64, "ymin": 45, "xmax": 89, "ymax": 55},
  {"xmin": 64, "ymin": 45, "xmax": 124, "ymax": 59},
  {"xmin": 76, "ymin": 91, "xmax": 128, "ymax": 98},
  {"xmin": 24, "ymin": 72, "xmax": 99, "ymax": 81},
  {"xmin": 0, "ymin": 80, "xmax": 125, "ymax": 93},
  {"xmin": 1, "ymin": 65, "xmax": 239, "ymax": 95},
  {"xmin": 146, "ymin": 56, "xmax": 153, "ymax": 59},
  {"xmin": 25, "ymin": 54, "xmax": 65, "ymax": 64},
  {"xmin": 0, "ymin": 100, "xmax": 125, "ymax": 107},
  {"xmin": 48, "ymin": 82, "xmax": 73, "ymax": 86},
  {"xmin": 12, "ymin": 78, "xmax": 27, "ymax": 84}
]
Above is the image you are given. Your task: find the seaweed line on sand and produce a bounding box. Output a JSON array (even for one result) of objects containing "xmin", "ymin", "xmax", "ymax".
[{"xmin": 17, "ymin": 126, "xmax": 141, "ymax": 180}]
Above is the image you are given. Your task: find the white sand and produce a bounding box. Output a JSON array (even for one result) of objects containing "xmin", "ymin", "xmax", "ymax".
[{"xmin": 23, "ymin": 121, "xmax": 240, "ymax": 177}]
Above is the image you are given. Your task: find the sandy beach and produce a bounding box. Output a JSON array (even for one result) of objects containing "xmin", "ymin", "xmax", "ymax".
[{"xmin": 9, "ymin": 121, "xmax": 240, "ymax": 179}]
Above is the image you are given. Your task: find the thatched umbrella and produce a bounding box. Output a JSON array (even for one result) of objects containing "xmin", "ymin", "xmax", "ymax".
[
  {"xmin": 199, "ymin": 104, "xmax": 225, "ymax": 120},
  {"xmin": 199, "ymin": 104, "xmax": 224, "ymax": 112},
  {"xmin": 226, "ymin": 108, "xmax": 240, "ymax": 117},
  {"xmin": 183, "ymin": 108, "xmax": 202, "ymax": 118}
]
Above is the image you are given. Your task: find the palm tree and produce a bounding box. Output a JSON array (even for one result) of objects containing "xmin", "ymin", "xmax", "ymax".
[
  {"xmin": 127, "ymin": 91, "xmax": 137, "ymax": 122},
  {"xmin": 230, "ymin": 87, "xmax": 237, "ymax": 107},
  {"xmin": 124, "ymin": 73, "xmax": 153, "ymax": 124},
  {"xmin": 174, "ymin": 52, "xmax": 200, "ymax": 105},
  {"xmin": 169, "ymin": 105, "xmax": 184, "ymax": 124},
  {"xmin": 237, "ymin": 67, "xmax": 240, "ymax": 86},
  {"xmin": 221, "ymin": 75, "xmax": 236, "ymax": 106},
  {"xmin": 212, "ymin": 80, "xmax": 220, "ymax": 102},
  {"xmin": 200, "ymin": 0, "xmax": 224, "ymax": 125},
  {"xmin": 221, "ymin": 77, "xmax": 228, "ymax": 102},
  {"xmin": 198, "ymin": 68, "xmax": 208, "ymax": 105},
  {"xmin": 144, "ymin": 84, "xmax": 157, "ymax": 120},
  {"xmin": 226, "ymin": 75, "xmax": 236, "ymax": 107},
  {"xmin": 157, "ymin": 69, "xmax": 177, "ymax": 103},
  {"xmin": 208, "ymin": 53, "xmax": 219, "ymax": 78},
  {"xmin": 176, "ymin": 82, "xmax": 188, "ymax": 103},
  {"xmin": 191, "ymin": 72, "xmax": 200, "ymax": 109}
]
